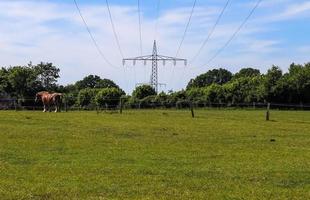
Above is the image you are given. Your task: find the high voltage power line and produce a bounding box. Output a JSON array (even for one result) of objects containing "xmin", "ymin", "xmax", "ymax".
[
  {"xmin": 73, "ymin": 0, "xmax": 119, "ymax": 69},
  {"xmin": 178, "ymin": 0, "xmax": 262, "ymax": 90},
  {"xmin": 74, "ymin": 0, "xmax": 262, "ymax": 91},
  {"xmin": 170, "ymin": 0, "xmax": 197, "ymax": 89},
  {"xmin": 199, "ymin": 0, "xmax": 263, "ymax": 67},
  {"xmin": 74, "ymin": 0, "xmax": 129, "ymax": 91},
  {"xmin": 105, "ymin": 0, "xmax": 125, "ymax": 59},
  {"xmin": 104, "ymin": 0, "xmax": 130, "ymax": 91},
  {"xmin": 175, "ymin": 0, "xmax": 197, "ymax": 57},
  {"xmin": 190, "ymin": 0, "xmax": 231, "ymax": 64}
]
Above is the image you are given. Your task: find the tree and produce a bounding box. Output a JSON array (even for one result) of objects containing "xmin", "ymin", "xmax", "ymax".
[
  {"xmin": 76, "ymin": 75, "xmax": 100, "ymax": 89},
  {"xmin": 132, "ymin": 85, "xmax": 156, "ymax": 99},
  {"xmin": 0, "ymin": 68, "xmax": 10, "ymax": 97},
  {"xmin": 77, "ymin": 88, "xmax": 99, "ymax": 108},
  {"xmin": 233, "ymin": 68, "xmax": 260, "ymax": 79},
  {"xmin": 262, "ymin": 65, "xmax": 283, "ymax": 103},
  {"xmin": 203, "ymin": 84, "xmax": 225, "ymax": 104},
  {"xmin": 278, "ymin": 63, "xmax": 310, "ymax": 104},
  {"xmin": 155, "ymin": 92, "xmax": 168, "ymax": 106},
  {"xmin": 95, "ymin": 88, "xmax": 125, "ymax": 108},
  {"xmin": 186, "ymin": 88, "xmax": 204, "ymax": 101},
  {"xmin": 34, "ymin": 62, "xmax": 60, "ymax": 90},
  {"xmin": 139, "ymin": 95, "xmax": 158, "ymax": 108},
  {"xmin": 223, "ymin": 76, "xmax": 263, "ymax": 104},
  {"xmin": 187, "ymin": 68, "xmax": 232, "ymax": 89},
  {"xmin": 75, "ymin": 75, "xmax": 119, "ymax": 90},
  {"xmin": 166, "ymin": 90, "xmax": 187, "ymax": 107},
  {"xmin": 7, "ymin": 66, "xmax": 41, "ymax": 99},
  {"xmin": 97, "ymin": 79, "xmax": 119, "ymax": 89}
]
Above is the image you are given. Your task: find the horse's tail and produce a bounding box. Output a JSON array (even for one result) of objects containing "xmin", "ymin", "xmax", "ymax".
[{"xmin": 52, "ymin": 93, "xmax": 63, "ymax": 103}]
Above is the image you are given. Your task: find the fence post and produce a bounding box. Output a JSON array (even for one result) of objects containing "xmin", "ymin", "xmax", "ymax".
[
  {"xmin": 266, "ymin": 103, "xmax": 270, "ymax": 121},
  {"xmin": 64, "ymin": 100, "xmax": 68, "ymax": 112},
  {"xmin": 14, "ymin": 100, "xmax": 17, "ymax": 111},
  {"xmin": 96, "ymin": 106, "xmax": 99, "ymax": 114},
  {"xmin": 190, "ymin": 101, "xmax": 195, "ymax": 118},
  {"xmin": 119, "ymin": 98, "xmax": 123, "ymax": 114}
]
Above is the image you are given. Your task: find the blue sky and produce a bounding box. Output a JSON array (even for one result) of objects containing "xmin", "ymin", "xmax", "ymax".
[{"xmin": 0, "ymin": 0, "xmax": 309, "ymax": 93}]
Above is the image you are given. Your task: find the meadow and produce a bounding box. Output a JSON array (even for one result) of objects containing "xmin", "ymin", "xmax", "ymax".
[{"xmin": 0, "ymin": 109, "xmax": 309, "ymax": 199}]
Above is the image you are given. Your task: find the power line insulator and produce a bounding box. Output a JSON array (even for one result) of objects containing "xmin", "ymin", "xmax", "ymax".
[
  {"xmin": 133, "ymin": 60, "xmax": 136, "ymax": 66},
  {"xmin": 122, "ymin": 60, "xmax": 125, "ymax": 66},
  {"xmin": 173, "ymin": 60, "xmax": 176, "ymax": 66},
  {"xmin": 163, "ymin": 60, "xmax": 166, "ymax": 66},
  {"xmin": 144, "ymin": 60, "xmax": 147, "ymax": 66}
]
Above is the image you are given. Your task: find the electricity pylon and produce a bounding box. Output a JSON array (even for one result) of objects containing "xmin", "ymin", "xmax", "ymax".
[{"xmin": 123, "ymin": 40, "xmax": 187, "ymax": 93}]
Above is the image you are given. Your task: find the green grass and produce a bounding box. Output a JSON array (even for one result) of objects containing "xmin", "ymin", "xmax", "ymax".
[{"xmin": 0, "ymin": 109, "xmax": 309, "ymax": 199}]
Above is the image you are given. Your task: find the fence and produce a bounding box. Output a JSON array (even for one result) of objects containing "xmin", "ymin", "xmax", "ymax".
[{"xmin": 1, "ymin": 97, "xmax": 310, "ymax": 114}]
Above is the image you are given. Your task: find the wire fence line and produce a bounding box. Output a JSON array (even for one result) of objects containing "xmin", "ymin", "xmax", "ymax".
[{"xmin": 1, "ymin": 97, "xmax": 310, "ymax": 112}]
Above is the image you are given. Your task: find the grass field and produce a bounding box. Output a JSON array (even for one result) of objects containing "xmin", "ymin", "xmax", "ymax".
[{"xmin": 0, "ymin": 109, "xmax": 309, "ymax": 199}]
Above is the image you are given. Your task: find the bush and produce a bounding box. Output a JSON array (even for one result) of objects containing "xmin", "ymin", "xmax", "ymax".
[
  {"xmin": 203, "ymin": 84, "xmax": 225, "ymax": 104},
  {"xmin": 95, "ymin": 88, "xmax": 125, "ymax": 109},
  {"xmin": 139, "ymin": 95, "xmax": 157, "ymax": 108},
  {"xmin": 166, "ymin": 90, "xmax": 186, "ymax": 107},
  {"xmin": 77, "ymin": 88, "xmax": 99, "ymax": 109},
  {"xmin": 132, "ymin": 85, "xmax": 156, "ymax": 99},
  {"xmin": 186, "ymin": 88, "xmax": 204, "ymax": 101},
  {"xmin": 176, "ymin": 100, "xmax": 190, "ymax": 109},
  {"xmin": 63, "ymin": 93, "xmax": 77, "ymax": 107}
]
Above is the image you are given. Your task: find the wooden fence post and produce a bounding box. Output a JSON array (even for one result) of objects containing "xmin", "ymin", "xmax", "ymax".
[
  {"xmin": 65, "ymin": 100, "xmax": 68, "ymax": 112},
  {"xmin": 119, "ymin": 98, "xmax": 123, "ymax": 114},
  {"xmin": 190, "ymin": 102, "xmax": 195, "ymax": 118},
  {"xmin": 14, "ymin": 100, "xmax": 17, "ymax": 111},
  {"xmin": 96, "ymin": 106, "xmax": 99, "ymax": 114},
  {"xmin": 266, "ymin": 103, "xmax": 270, "ymax": 121}
]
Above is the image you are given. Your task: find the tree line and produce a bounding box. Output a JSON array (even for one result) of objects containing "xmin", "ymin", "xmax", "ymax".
[
  {"xmin": 0, "ymin": 62, "xmax": 309, "ymax": 109},
  {"xmin": 185, "ymin": 63, "xmax": 310, "ymax": 106}
]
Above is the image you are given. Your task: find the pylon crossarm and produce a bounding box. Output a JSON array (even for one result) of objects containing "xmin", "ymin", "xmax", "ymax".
[
  {"xmin": 124, "ymin": 58, "xmax": 153, "ymax": 61},
  {"xmin": 123, "ymin": 55, "xmax": 153, "ymax": 60},
  {"xmin": 123, "ymin": 55, "xmax": 154, "ymax": 66},
  {"xmin": 157, "ymin": 55, "xmax": 187, "ymax": 61}
]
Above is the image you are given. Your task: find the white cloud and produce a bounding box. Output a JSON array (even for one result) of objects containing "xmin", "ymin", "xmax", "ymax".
[
  {"xmin": 0, "ymin": 0, "xmax": 308, "ymax": 92},
  {"xmin": 258, "ymin": 1, "xmax": 310, "ymax": 22},
  {"xmin": 280, "ymin": 1, "xmax": 310, "ymax": 18}
]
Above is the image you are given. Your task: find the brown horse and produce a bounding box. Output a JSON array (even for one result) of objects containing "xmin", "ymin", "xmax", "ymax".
[{"xmin": 35, "ymin": 91, "xmax": 63, "ymax": 112}]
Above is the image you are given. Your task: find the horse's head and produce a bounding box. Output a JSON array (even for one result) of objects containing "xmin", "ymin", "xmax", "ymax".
[{"xmin": 35, "ymin": 93, "xmax": 41, "ymax": 103}]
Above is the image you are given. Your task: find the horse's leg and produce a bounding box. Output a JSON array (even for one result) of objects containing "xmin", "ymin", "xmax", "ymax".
[
  {"xmin": 48, "ymin": 103, "xmax": 51, "ymax": 112},
  {"xmin": 43, "ymin": 104, "xmax": 46, "ymax": 112},
  {"xmin": 58, "ymin": 100, "xmax": 61, "ymax": 112},
  {"xmin": 55, "ymin": 97, "xmax": 61, "ymax": 113}
]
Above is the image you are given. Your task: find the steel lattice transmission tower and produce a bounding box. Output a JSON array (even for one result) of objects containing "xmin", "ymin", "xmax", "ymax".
[{"xmin": 123, "ymin": 40, "xmax": 187, "ymax": 93}]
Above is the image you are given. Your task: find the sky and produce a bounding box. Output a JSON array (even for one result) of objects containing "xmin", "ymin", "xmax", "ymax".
[{"xmin": 0, "ymin": 0, "xmax": 309, "ymax": 93}]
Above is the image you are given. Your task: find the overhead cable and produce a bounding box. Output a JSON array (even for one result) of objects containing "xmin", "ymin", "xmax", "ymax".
[
  {"xmin": 199, "ymin": 0, "xmax": 262, "ymax": 67},
  {"xmin": 105, "ymin": 0, "xmax": 125, "ymax": 58},
  {"xmin": 73, "ymin": 0, "xmax": 119, "ymax": 68},
  {"xmin": 190, "ymin": 0, "xmax": 231, "ymax": 64}
]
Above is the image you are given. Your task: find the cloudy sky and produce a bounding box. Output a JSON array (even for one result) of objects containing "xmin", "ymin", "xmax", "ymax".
[{"xmin": 0, "ymin": 0, "xmax": 309, "ymax": 93}]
